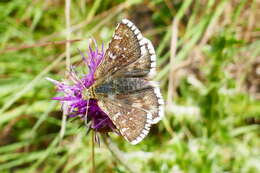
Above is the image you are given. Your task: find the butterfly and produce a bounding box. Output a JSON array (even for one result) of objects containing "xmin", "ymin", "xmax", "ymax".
[{"xmin": 88, "ymin": 19, "xmax": 164, "ymax": 145}]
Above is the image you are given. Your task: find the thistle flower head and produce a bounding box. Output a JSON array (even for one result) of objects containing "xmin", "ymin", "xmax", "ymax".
[{"xmin": 47, "ymin": 42, "xmax": 115, "ymax": 132}]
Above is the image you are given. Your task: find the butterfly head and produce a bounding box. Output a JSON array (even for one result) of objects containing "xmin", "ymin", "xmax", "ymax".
[{"xmin": 82, "ymin": 87, "xmax": 96, "ymax": 100}]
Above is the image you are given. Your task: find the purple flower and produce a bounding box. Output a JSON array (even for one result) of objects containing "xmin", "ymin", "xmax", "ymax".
[{"xmin": 47, "ymin": 42, "xmax": 116, "ymax": 133}]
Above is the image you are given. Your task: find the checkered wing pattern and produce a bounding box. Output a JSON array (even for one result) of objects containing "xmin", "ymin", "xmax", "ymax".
[
  {"xmin": 94, "ymin": 19, "xmax": 157, "ymax": 85},
  {"xmin": 113, "ymin": 37, "xmax": 157, "ymax": 79},
  {"xmin": 94, "ymin": 19, "xmax": 142, "ymax": 84},
  {"xmin": 98, "ymin": 98, "xmax": 152, "ymax": 145},
  {"xmin": 114, "ymin": 87, "xmax": 164, "ymax": 124}
]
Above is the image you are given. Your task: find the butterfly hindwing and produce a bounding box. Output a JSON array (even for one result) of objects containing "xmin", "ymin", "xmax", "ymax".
[
  {"xmin": 114, "ymin": 86, "xmax": 164, "ymax": 124},
  {"xmin": 98, "ymin": 98, "xmax": 152, "ymax": 145},
  {"xmin": 113, "ymin": 38, "xmax": 157, "ymax": 79}
]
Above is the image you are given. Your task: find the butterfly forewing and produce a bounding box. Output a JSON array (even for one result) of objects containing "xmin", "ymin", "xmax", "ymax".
[
  {"xmin": 94, "ymin": 19, "xmax": 145, "ymax": 84},
  {"xmin": 98, "ymin": 98, "xmax": 152, "ymax": 145}
]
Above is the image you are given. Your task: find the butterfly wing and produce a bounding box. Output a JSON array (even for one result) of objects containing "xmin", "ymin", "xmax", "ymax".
[
  {"xmin": 113, "ymin": 37, "xmax": 156, "ymax": 79},
  {"xmin": 114, "ymin": 87, "xmax": 164, "ymax": 124},
  {"xmin": 98, "ymin": 98, "xmax": 152, "ymax": 145},
  {"xmin": 94, "ymin": 19, "xmax": 156, "ymax": 85}
]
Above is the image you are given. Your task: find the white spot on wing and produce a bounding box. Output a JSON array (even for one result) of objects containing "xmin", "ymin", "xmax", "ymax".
[
  {"xmin": 147, "ymin": 119, "xmax": 153, "ymax": 124},
  {"xmin": 143, "ymin": 38, "xmax": 157, "ymax": 78},
  {"xmin": 134, "ymin": 29, "xmax": 140, "ymax": 35},
  {"xmin": 136, "ymin": 33, "xmax": 142, "ymax": 40},
  {"xmin": 108, "ymin": 51, "xmax": 117, "ymax": 60},
  {"xmin": 148, "ymin": 68, "xmax": 156, "ymax": 77},
  {"xmin": 114, "ymin": 35, "xmax": 122, "ymax": 40},
  {"xmin": 145, "ymin": 38, "xmax": 156, "ymax": 55},
  {"xmin": 146, "ymin": 111, "xmax": 152, "ymax": 119},
  {"xmin": 139, "ymin": 133, "xmax": 145, "ymax": 138},
  {"xmin": 151, "ymin": 87, "xmax": 164, "ymax": 124},
  {"xmin": 148, "ymin": 46, "xmax": 155, "ymax": 54},
  {"xmin": 121, "ymin": 128, "xmax": 128, "ymax": 133},
  {"xmin": 152, "ymin": 104, "xmax": 164, "ymax": 124},
  {"xmin": 127, "ymin": 21, "xmax": 133, "ymax": 27},
  {"xmin": 122, "ymin": 19, "xmax": 129, "ymax": 24},
  {"xmin": 151, "ymin": 62, "xmax": 156, "ymax": 68},
  {"xmin": 143, "ymin": 37, "xmax": 156, "ymax": 62},
  {"xmin": 145, "ymin": 123, "xmax": 150, "ymax": 130},
  {"xmin": 151, "ymin": 55, "xmax": 156, "ymax": 62},
  {"xmin": 154, "ymin": 87, "xmax": 162, "ymax": 100},
  {"xmin": 142, "ymin": 129, "xmax": 149, "ymax": 135},
  {"xmin": 158, "ymin": 98, "xmax": 164, "ymax": 105},
  {"xmin": 140, "ymin": 45, "xmax": 146, "ymax": 55},
  {"xmin": 130, "ymin": 139, "xmax": 139, "ymax": 145},
  {"xmin": 139, "ymin": 39, "xmax": 146, "ymax": 46},
  {"xmin": 131, "ymin": 25, "xmax": 136, "ymax": 31},
  {"xmin": 113, "ymin": 112, "xmax": 121, "ymax": 121}
]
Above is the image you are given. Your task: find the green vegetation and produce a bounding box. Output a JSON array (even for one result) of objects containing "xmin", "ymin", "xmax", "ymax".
[{"xmin": 0, "ymin": 0, "xmax": 259, "ymax": 172}]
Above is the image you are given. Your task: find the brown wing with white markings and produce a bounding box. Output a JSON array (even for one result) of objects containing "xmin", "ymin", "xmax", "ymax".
[
  {"xmin": 98, "ymin": 98, "xmax": 152, "ymax": 145},
  {"xmin": 94, "ymin": 19, "xmax": 144, "ymax": 84},
  {"xmin": 94, "ymin": 19, "xmax": 164, "ymax": 144},
  {"xmin": 94, "ymin": 19, "xmax": 157, "ymax": 84},
  {"xmin": 114, "ymin": 87, "xmax": 164, "ymax": 124},
  {"xmin": 113, "ymin": 37, "xmax": 157, "ymax": 79}
]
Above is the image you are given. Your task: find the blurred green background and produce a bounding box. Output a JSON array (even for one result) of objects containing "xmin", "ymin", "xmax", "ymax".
[{"xmin": 0, "ymin": 0, "xmax": 259, "ymax": 172}]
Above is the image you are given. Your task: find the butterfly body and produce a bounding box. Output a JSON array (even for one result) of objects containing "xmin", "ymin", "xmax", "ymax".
[
  {"xmin": 89, "ymin": 19, "xmax": 164, "ymax": 145},
  {"xmin": 94, "ymin": 77, "xmax": 151, "ymax": 95}
]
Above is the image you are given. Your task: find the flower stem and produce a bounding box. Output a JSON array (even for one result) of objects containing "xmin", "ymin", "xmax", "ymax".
[
  {"xmin": 91, "ymin": 130, "xmax": 96, "ymax": 173},
  {"xmin": 102, "ymin": 135, "xmax": 138, "ymax": 173}
]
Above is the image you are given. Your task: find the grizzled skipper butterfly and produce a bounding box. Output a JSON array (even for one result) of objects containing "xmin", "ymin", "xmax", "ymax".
[{"xmin": 87, "ymin": 19, "xmax": 164, "ymax": 144}]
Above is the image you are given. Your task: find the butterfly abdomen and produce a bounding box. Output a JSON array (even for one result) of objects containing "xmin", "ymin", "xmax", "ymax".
[
  {"xmin": 114, "ymin": 78, "xmax": 151, "ymax": 94},
  {"xmin": 95, "ymin": 77, "xmax": 151, "ymax": 95}
]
